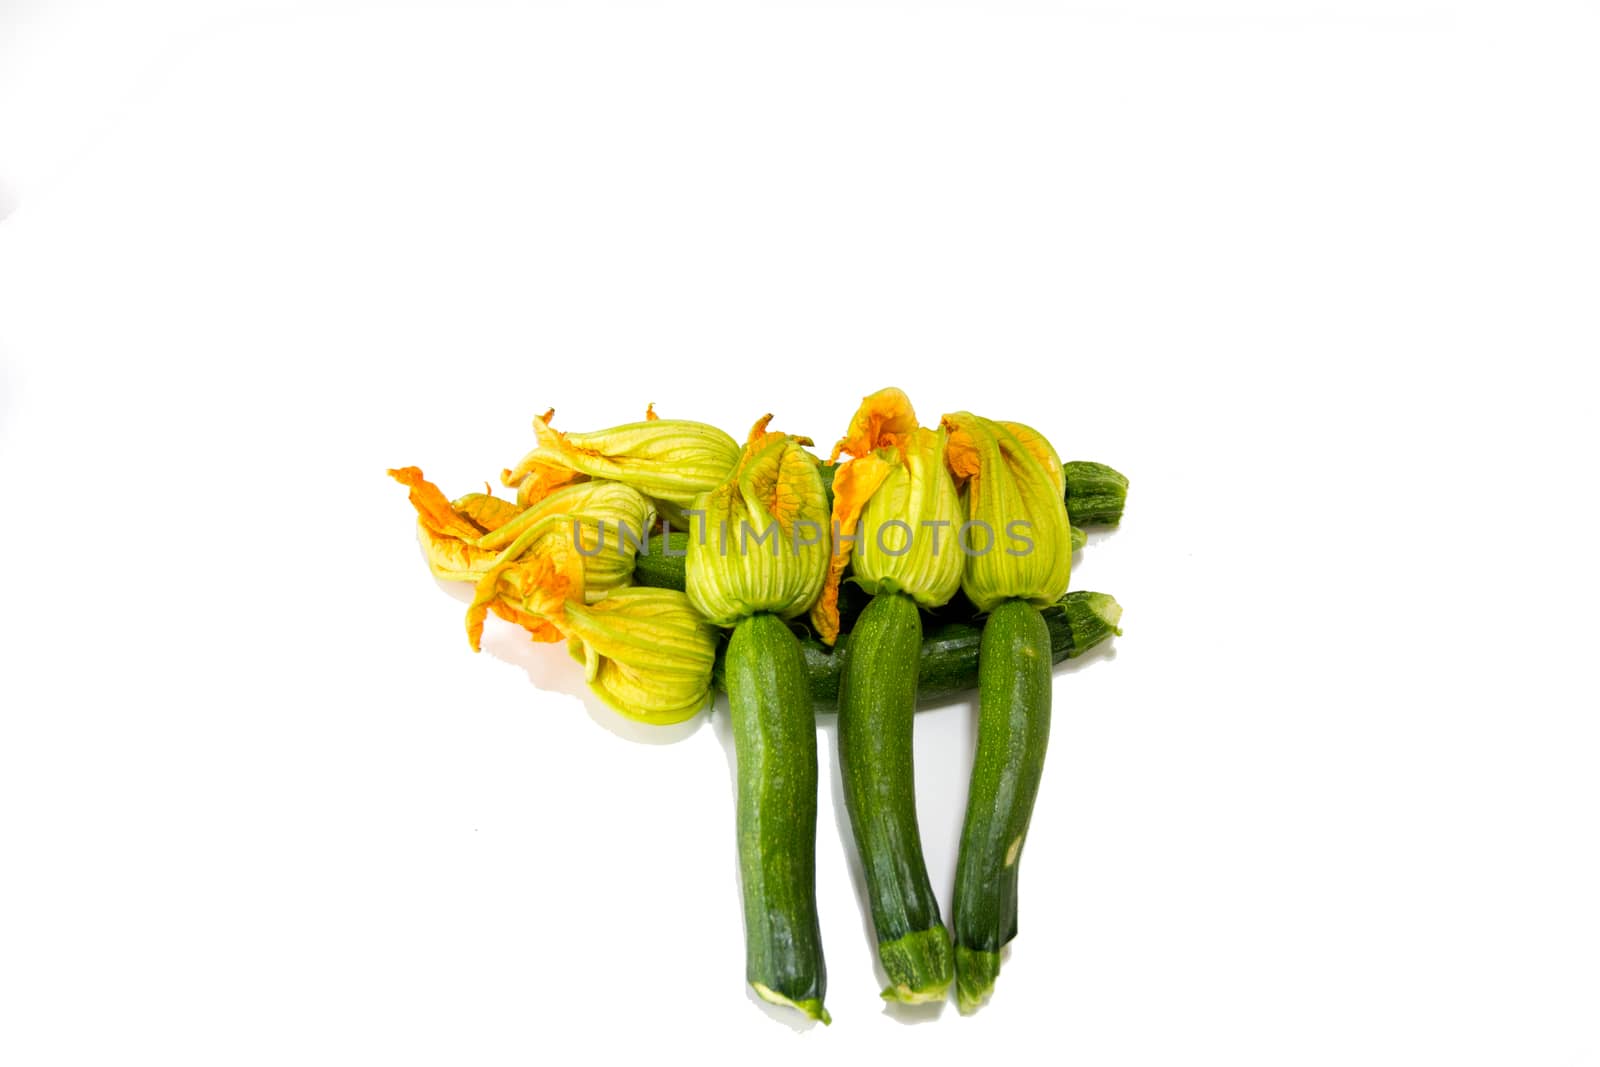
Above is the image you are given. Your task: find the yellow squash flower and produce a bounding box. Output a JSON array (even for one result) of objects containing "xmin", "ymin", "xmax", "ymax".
[
  {"xmin": 474, "ymin": 479, "xmax": 657, "ymax": 603},
  {"xmin": 387, "ymin": 466, "xmax": 527, "ymax": 581},
  {"xmin": 390, "ymin": 467, "xmax": 656, "ymax": 645},
  {"xmin": 939, "ymin": 411, "xmax": 1073, "ymax": 613},
  {"xmin": 810, "ymin": 388, "xmax": 964, "ymax": 644},
  {"xmin": 686, "ymin": 415, "xmax": 831, "ymax": 627},
  {"xmin": 470, "ymin": 551, "xmax": 718, "ymax": 724},
  {"xmin": 502, "ymin": 405, "xmax": 741, "ymax": 510}
]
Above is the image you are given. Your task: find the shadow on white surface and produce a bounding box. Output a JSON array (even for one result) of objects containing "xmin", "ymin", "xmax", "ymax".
[{"xmin": 742, "ymin": 983, "xmax": 824, "ymax": 1033}]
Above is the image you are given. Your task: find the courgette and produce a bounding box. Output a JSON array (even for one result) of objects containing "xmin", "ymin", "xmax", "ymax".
[
  {"xmin": 952, "ymin": 598, "xmax": 1054, "ymax": 1013},
  {"xmin": 836, "ymin": 591, "xmax": 952, "ymax": 1002},
  {"xmin": 634, "ymin": 528, "xmax": 690, "ymax": 592},
  {"xmin": 1062, "ymin": 460, "xmax": 1128, "ymax": 526},
  {"xmin": 705, "ymin": 592, "xmax": 1123, "ymax": 711},
  {"xmin": 724, "ymin": 612, "xmax": 830, "ymax": 1024}
]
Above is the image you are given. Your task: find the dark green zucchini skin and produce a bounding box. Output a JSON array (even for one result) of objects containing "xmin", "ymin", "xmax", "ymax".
[
  {"xmin": 952, "ymin": 598, "xmax": 1054, "ymax": 1014},
  {"xmin": 1062, "ymin": 460, "xmax": 1129, "ymax": 526},
  {"xmin": 782, "ymin": 592, "xmax": 1120, "ymax": 711},
  {"xmin": 633, "ymin": 529, "xmax": 690, "ymax": 592},
  {"xmin": 836, "ymin": 592, "xmax": 951, "ymax": 1002},
  {"xmin": 724, "ymin": 612, "xmax": 829, "ymax": 1024}
]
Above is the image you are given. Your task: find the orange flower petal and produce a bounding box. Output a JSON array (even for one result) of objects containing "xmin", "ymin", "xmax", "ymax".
[
  {"xmin": 808, "ymin": 453, "xmax": 894, "ymax": 644},
  {"xmin": 830, "ymin": 387, "xmax": 919, "ymax": 463},
  {"xmin": 388, "ymin": 466, "xmax": 485, "ymax": 540},
  {"xmin": 465, "ymin": 535, "xmax": 585, "ymax": 650},
  {"xmin": 939, "ymin": 418, "xmax": 983, "ymax": 489}
]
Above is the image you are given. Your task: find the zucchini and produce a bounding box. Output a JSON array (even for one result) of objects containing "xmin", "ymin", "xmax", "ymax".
[
  {"xmin": 952, "ymin": 598, "xmax": 1054, "ymax": 1014},
  {"xmin": 836, "ymin": 591, "xmax": 952, "ymax": 1002},
  {"xmin": 724, "ymin": 612, "xmax": 829, "ymax": 1023},
  {"xmin": 727, "ymin": 592, "xmax": 1123, "ymax": 711},
  {"xmin": 1062, "ymin": 460, "xmax": 1128, "ymax": 526},
  {"xmin": 634, "ymin": 528, "xmax": 690, "ymax": 592}
]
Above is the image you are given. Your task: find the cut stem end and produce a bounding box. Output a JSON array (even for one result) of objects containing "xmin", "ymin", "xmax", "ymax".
[{"xmin": 877, "ymin": 926, "xmax": 955, "ymax": 1004}]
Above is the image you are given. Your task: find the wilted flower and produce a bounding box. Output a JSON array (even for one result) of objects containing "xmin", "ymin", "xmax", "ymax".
[
  {"xmin": 387, "ymin": 467, "xmax": 525, "ymax": 581},
  {"xmin": 475, "ymin": 479, "xmax": 656, "ymax": 603},
  {"xmin": 390, "ymin": 467, "xmax": 656, "ymax": 644}
]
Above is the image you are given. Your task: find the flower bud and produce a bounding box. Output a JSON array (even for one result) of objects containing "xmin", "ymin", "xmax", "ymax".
[
  {"xmin": 939, "ymin": 411, "xmax": 1073, "ymax": 613},
  {"xmin": 502, "ymin": 406, "xmax": 740, "ymax": 509},
  {"xmin": 686, "ymin": 416, "xmax": 831, "ymax": 626}
]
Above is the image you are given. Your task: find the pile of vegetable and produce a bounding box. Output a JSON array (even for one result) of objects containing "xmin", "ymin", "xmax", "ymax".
[{"xmin": 389, "ymin": 390, "xmax": 1127, "ymax": 1022}]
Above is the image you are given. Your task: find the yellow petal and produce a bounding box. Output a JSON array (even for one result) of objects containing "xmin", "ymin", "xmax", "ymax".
[
  {"xmin": 686, "ymin": 417, "xmax": 831, "ymax": 625},
  {"xmin": 561, "ymin": 587, "xmax": 719, "ymax": 724},
  {"xmin": 997, "ymin": 420, "xmax": 1066, "ymax": 500},
  {"xmin": 502, "ymin": 407, "xmax": 739, "ymax": 508},
  {"xmin": 852, "ymin": 426, "xmax": 964, "ymax": 613},
  {"xmin": 501, "ymin": 410, "xmax": 589, "ymax": 507},
  {"xmin": 414, "ymin": 522, "xmax": 505, "ymax": 582},
  {"xmin": 454, "ymin": 492, "xmax": 523, "ymax": 533},
  {"xmin": 937, "ymin": 412, "xmax": 1073, "ymax": 612}
]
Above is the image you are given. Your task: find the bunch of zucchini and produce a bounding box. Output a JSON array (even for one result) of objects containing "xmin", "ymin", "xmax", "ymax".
[{"xmin": 390, "ymin": 393, "xmax": 1127, "ymax": 1023}]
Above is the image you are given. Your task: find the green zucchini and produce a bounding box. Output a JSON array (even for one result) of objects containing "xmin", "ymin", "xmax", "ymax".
[
  {"xmin": 724, "ymin": 612, "xmax": 829, "ymax": 1024},
  {"xmin": 732, "ymin": 592, "xmax": 1123, "ymax": 711},
  {"xmin": 634, "ymin": 528, "xmax": 690, "ymax": 592},
  {"xmin": 1062, "ymin": 460, "xmax": 1128, "ymax": 526},
  {"xmin": 952, "ymin": 598, "xmax": 1054, "ymax": 1014},
  {"xmin": 836, "ymin": 591, "xmax": 952, "ymax": 1003}
]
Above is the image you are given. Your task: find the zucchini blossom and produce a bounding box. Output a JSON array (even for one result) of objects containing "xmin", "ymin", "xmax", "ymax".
[
  {"xmin": 474, "ymin": 479, "xmax": 657, "ymax": 602},
  {"xmin": 463, "ymin": 480, "xmax": 656, "ymax": 647},
  {"xmin": 939, "ymin": 412, "xmax": 1073, "ymax": 613},
  {"xmin": 387, "ymin": 467, "xmax": 525, "ymax": 581},
  {"xmin": 810, "ymin": 388, "xmax": 964, "ymax": 644},
  {"xmin": 393, "ymin": 465, "xmax": 653, "ymax": 605},
  {"xmin": 686, "ymin": 415, "xmax": 831, "ymax": 627},
  {"xmin": 502, "ymin": 405, "xmax": 741, "ymax": 510},
  {"xmin": 475, "ymin": 553, "xmax": 718, "ymax": 724}
]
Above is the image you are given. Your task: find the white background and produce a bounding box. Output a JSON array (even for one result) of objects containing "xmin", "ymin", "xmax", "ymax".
[{"xmin": 3, "ymin": 2, "xmax": 1597, "ymax": 1063}]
